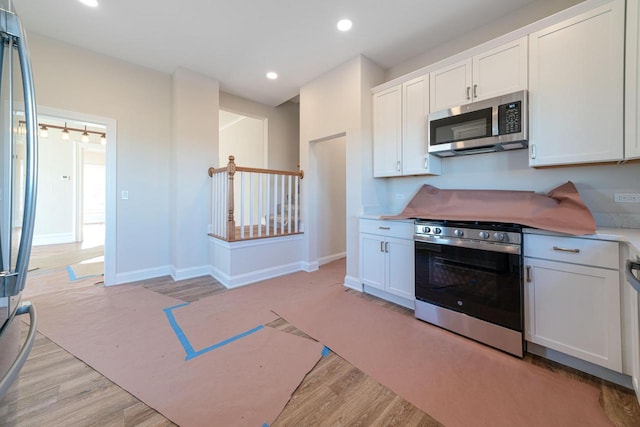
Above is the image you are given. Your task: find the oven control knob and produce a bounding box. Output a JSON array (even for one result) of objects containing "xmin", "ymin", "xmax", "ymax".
[
  {"xmin": 434, "ymin": 227, "xmax": 442, "ymax": 235},
  {"xmin": 479, "ymin": 231, "xmax": 490, "ymax": 239},
  {"xmin": 454, "ymin": 229, "xmax": 464, "ymax": 237},
  {"xmin": 422, "ymin": 226, "xmax": 431, "ymax": 234},
  {"xmin": 493, "ymin": 232, "xmax": 506, "ymax": 241}
]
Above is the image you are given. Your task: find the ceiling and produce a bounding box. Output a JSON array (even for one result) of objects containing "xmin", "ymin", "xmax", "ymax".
[{"xmin": 15, "ymin": 0, "xmax": 544, "ymax": 106}]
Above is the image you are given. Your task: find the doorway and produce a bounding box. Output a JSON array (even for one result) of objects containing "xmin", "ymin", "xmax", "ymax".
[
  {"xmin": 26, "ymin": 107, "xmax": 116, "ymax": 291},
  {"xmin": 311, "ymin": 134, "xmax": 346, "ymax": 264}
]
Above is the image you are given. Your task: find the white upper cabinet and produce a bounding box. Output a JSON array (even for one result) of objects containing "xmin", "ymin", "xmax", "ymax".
[
  {"xmin": 472, "ymin": 37, "xmax": 528, "ymax": 101},
  {"xmin": 626, "ymin": 0, "xmax": 640, "ymax": 160},
  {"xmin": 373, "ymin": 75, "xmax": 441, "ymax": 177},
  {"xmin": 528, "ymin": 1, "xmax": 625, "ymax": 167},
  {"xmin": 430, "ymin": 37, "xmax": 527, "ymax": 112},
  {"xmin": 373, "ymin": 85, "xmax": 402, "ymax": 177},
  {"xmin": 429, "ymin": 59, "xmax": 472, "ymax": 113}
]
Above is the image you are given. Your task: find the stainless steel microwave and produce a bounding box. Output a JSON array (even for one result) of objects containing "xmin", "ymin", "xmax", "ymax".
[{"xmin": 428, "ymin": 90, "xmax": 528, "ymax": 157}]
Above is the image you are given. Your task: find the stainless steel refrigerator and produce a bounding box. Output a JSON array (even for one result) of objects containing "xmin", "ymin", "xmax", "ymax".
[{"xmin": 0, "ymin": 0, "xmax": 38, "ymax": 399}]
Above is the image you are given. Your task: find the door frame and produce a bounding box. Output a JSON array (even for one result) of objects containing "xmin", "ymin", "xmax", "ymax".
[{"xmin": 37, "ymin": 106, "xmax": 117, "ymax": 286}]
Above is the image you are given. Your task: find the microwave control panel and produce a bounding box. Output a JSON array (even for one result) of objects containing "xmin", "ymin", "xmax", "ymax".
[{"xmin": 498, "ymin": 101, "xmax": 522, "ymax": 134}]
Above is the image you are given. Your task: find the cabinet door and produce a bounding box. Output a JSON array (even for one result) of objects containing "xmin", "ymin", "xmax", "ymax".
[
  {"xmin": 360, "ymin": 233, "xmax": 386, "ymax": 290},
  {"xmin": 626, "ymin": 0, "xmax": 640, "ymax": 160},
  {"xmin": 429, "ymin": 58, "xmax": 472, "ymax": 112},
  {"xmin": 386, "ymin": 236, "xmax": 415, "ymax": 299},
  {"xmin": 472, "ymin": 37, "xmax": 527, "ymax": 101},
  {"xmin": 528, "ymin": 1, "xmax": 625, "ymax": 167},
  {"xmin": 524, "ymin": 257, "xmax": 622, "ymax": 371},
  {"xmin": 401, "ymin": 75, "xmax": 441, "ymax": 176},
  {"xmin": 373, "ymin": 86, "xmax": 402, "ymax": 177}
]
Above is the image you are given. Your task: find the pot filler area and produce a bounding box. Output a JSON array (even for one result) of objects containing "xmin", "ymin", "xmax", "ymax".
[{"xmin": 384, "ymin": 181, "xmax": 596, "ymax": 236}]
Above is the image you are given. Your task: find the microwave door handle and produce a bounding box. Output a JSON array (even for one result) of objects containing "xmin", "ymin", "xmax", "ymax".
[{"xmin": 492, "ymin": 105, "xmax": 499, "ymax": 137}]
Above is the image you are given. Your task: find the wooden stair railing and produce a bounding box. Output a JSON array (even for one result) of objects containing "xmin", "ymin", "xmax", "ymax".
[{"xmin": 208, "ymin": 155, "xmax": 304, "ymax": 242}]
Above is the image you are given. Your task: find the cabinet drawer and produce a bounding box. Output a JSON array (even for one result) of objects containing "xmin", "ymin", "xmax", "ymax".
[
  {"xmin": 360, "ymin": 218, "xmax": 414, "ymax": 239},
  {"xmin": 524, "ymin": 234, "xmax": 618, "ymax": 269}
]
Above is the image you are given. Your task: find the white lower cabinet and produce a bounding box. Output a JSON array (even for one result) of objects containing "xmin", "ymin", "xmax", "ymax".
[
  {"xmin": 360, "ymin": 219, "xmax": 415, "ymax": 302},
  {"xmin": 524, "ymin": 234, "xmax": 622, "ymax": 372}
]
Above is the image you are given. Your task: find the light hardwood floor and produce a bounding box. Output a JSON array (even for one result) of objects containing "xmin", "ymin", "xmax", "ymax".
[{"xmin": 1, "ymin": 255, "xmax": 639, "ymax": 426}]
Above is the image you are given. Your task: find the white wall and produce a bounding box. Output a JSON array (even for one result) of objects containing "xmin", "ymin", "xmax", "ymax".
[
  {"xmin": 312, "ymin": 136, "xmax": 346, "ymax": 263},
  {"xmin": 384, "ymin": 152, "xmax": 640, "ymax": 228},
  {"xmin": 32, "ymin": 127, "xmax": 74, "ymax": 244},
  {"xmin": 29, "ymin": 34, "xmax": 172, "ymax": 276},
  {"xmin": 219, "ymin": 113, "xmax": 265, "ymax": 168},
  {"xmin": 171, "ymin": 68, "xmax": 219, "ymax": 279},
  {"xmin": 299, "ymin": 56, "xmax": 385, "ymax": 280},
  {"xmin": 219, "ymin": 92, "xmax": 299, "ymax": 171}
]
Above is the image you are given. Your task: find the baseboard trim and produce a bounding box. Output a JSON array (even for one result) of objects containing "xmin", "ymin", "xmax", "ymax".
[
  {"xmin": 363, "ymin": 285, "xmax": 415, "ymax": 310},
  {"xmin": 344, "ymin": 275, "xmax": 362, "ymax": 291},
  {"xmin": 318, "ymin": 252, "xmax": 346, "ymax": 266},
  {"xmin": 114, "ymin": 265, "xmax": 172, "ymax": 285},
  {"xmin": 170, "ymin": 265, "xmax": 211, "ymax": 281},
  {"xmin": 211, "ymin": 261, "xmax": 303, "ymax": 289},
  {"xmin": 301, "ymin": 261, "xmax": 319, "ymax": 272}
]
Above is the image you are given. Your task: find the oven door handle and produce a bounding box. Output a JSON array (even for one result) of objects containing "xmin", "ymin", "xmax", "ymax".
[
  {"xmin": 414, "ymin": 235, "xmax": 521, "ymax": 255},
  {"xmin": 625, "ymin": 260, "xmax": 640, "ymax": 293}
]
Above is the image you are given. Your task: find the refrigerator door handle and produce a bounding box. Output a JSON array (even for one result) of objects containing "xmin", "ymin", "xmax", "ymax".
[
  {"xmin": 0, "ymin": 302, "xmax": 37, "ymax": 398},
  {"xmin": 13, "ymin": 16, "xmax": 38, "ymax": 294}
]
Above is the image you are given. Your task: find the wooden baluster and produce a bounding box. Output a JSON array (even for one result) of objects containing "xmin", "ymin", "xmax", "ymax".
[{"xmin": 227, "ymin": 155, "xmax": 236, "ymax": 241}]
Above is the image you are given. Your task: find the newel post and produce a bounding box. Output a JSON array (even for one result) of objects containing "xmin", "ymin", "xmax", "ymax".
[{"xmin": 226, "ymin": 155, "xmax": 236, "ymax": 241}]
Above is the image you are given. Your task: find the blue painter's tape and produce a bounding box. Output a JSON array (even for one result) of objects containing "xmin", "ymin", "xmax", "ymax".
[
  {"xmin": 184, "ymin": 325, "xmax": 264, "ymax": 361},
  {"xmin": 321, "ymin": 346, "xmax": 331, "ymax": 357},
  {"xmin": 262, "ymin": 423, "xmax": 269, "ymax": 427},
  {"xmin": 163, "ymin": 303, "xmax": 196, "ymax": 359},
  {"xmin": 163, "ymin": 302, "xmax": 265, "ymax": 361},
  {"xmin": 66, "ymin": 265, "xmax": 77, "ymax": 281}
]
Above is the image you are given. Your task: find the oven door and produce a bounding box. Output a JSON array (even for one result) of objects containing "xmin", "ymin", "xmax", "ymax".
[{"xmin": 415, "ymin": 240, "xmax": 522, "ymax": 332}]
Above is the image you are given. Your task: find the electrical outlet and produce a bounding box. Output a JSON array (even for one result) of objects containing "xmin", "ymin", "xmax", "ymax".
[
  {"xmin": 614, "ymin": 193, "xmax": 640, "ymax": 203},
  {"xmin": 121, "ymin": 190, "xmax": 129, "ymax": 200}
]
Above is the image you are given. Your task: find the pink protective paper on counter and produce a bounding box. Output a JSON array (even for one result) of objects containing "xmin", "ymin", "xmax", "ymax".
[{"xmin": 385, "ymin": 181, "xmax": 596, "ymax": 235}]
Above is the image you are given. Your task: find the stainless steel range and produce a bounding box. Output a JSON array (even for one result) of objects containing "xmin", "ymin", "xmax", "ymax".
[{"xmin": 414, "ymin": 219, "xmax": 524, "ymax": 357}]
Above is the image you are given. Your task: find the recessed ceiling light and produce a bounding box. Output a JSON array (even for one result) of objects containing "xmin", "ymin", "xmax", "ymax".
[
  {"xmin": 266, "ymin": 72, "xmax": 278, "ymax": 80},
  {"xmin": 78, "ymin": 0, "xmax": 99, "ymax": 7},
  {"xmin": 337, "ymin": 19, "xmax": 353, "ymax": 32}
]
